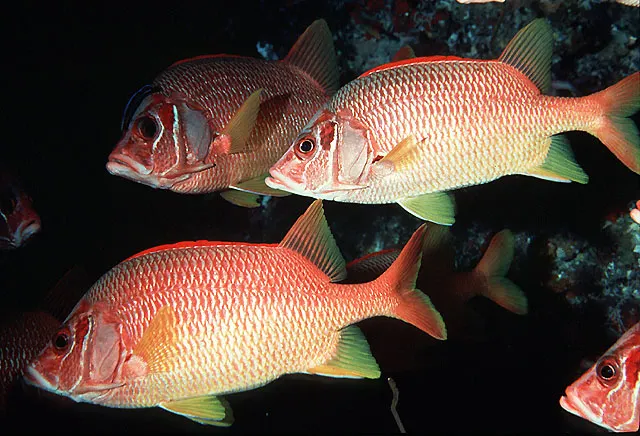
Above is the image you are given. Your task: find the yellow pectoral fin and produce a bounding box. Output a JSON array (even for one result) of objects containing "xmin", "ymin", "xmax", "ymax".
[
  {"xmin": 159, "ymin": 395, "xmax": 234, "ymax": 427},
  {"xmin": 378, "ymin": 135, "xmax": 423, "ymax": 172},
  {"xmin": 132, "ymin": 306, "xmax": 180, "ymax": 374},
  {"xmin": 305, "ymin": 325, "xmax": 380, "ymax": 379},
  {"xmin": 220, "ymin": 189, "xmax": 261, "ymax": 208},
  {"xmin": 231, "ymin": 174, "xmax": 291, "ymax": 197},
  {"xmin": 397, "ymin": 192, "xmax": 456, "ymax": 225},
  {"xmin": 223, "ymin": 88, "xmax": 263, "ymax": 154}
]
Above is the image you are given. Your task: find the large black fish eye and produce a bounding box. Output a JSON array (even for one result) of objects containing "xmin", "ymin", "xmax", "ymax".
[
  {"xmin": 135, "ymin": 116, "xmax": 158, "ymax": 140},
  {"xmin": 596, "ymin": 357, "xmax": 618, "ymax": 382},
  {"xmin": 54, "ymin": 331, "xmax": 70, "ymax": 351},
  {"xmin": 295, "ymin": 138, "xmax": 315, "ymax": 159}
]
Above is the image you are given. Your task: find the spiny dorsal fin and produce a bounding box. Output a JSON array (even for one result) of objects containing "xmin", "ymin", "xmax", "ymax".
[
  {"xmin": 231, "ymin": 174, "xmax": 291, "ymax": 197},
  {"xmin": 133, "ymin": 306, "xmax": 180, "ymax": 373},
  {"xmin": 498, "ymin": 18, "xmax": 553, "ymax": 94},
  {"xmin": 523, "ymin": 135, "xmax": 589, "ymax": 184},
  {"xmin": 284, "ymin": 19, "xmax": 340, "ymax": 95},
  {"xmin": 220, "ymin": 189, "xmax": 261, "ymax": 208},
  {"xmin": 159, "ymin": 395, "xmax": 234, "ymax": 427},
  {"xmin": 392, "ymin": 45, "xmax": 416, "ymax": 62},
  {"xmin": 305, "ymin": 325, "xmax": 380, "ymax": 379},
  {"xmin": 222, "ymin": 88, "xmax": 263, "ymax": 154},
  {"xmin": 279, "ymin": 200, "xmax": 346, "ymax": 282}
]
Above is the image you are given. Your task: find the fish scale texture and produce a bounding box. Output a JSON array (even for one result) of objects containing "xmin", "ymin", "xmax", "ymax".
[
  {"xmin": 84, "ymin": 245, "xmax": 398, "ymax": 407},
  {"xmin": 331, "ymin": 61, "xmax": 600, "ymax": 203},
  {"xmin": 156, "ymin": 58, "xmax": 329, "ymax": 193}
]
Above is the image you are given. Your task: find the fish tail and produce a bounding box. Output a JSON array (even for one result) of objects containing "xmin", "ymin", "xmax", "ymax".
[
  {"xmin": 590, "ymin": 72, "xmax": 640, "ymax": 174},
  {"xmin": 378, "ymin": 224, "xmax": 447, "ymax": 340},
  {"xmin": 473, "ymin": 230, "xmax": 528, "ymax": 315}
]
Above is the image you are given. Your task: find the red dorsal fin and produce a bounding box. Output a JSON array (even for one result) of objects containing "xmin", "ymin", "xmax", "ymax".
[
  {"xmin": 358, "ymin": 55, "xmax": 469, "ymax": 78},
  {"xmin": 169, "ymin": 54, "xmax": 244, "ymax": 68},
  {"xmin": 124, "ymin": 241, "xmax": 278, "ymax": 262}
]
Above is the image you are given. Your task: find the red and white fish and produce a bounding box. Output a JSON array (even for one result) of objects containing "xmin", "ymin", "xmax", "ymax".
[
  {"xmin": 0, "ymin": 170, "xmax": 41, "ymax": 250},
  {"xmin": 346, "ymin": 225, "xmax": 527, "ymax": 334},
  {"xmin": 560, "ymin": 322, "xmax": 640, "ymax": 432},
  {"xmin": 266, "ymin": 19, "xmax": 640, "ymax": 224},
  {"xmin": 25, "ymin": 200, "xmax": 446, "ymax": 426},
  {"xmin": 107, "ymin": 20, "xmax": 339, "ymax": 208}
]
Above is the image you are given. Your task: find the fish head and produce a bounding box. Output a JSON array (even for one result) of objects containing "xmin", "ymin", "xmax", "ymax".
[
  {"xmin": 25, "ymin": 300, "xmax": 126, "ymax": 403},
  {"xmin": 107, "ymin": 87, "xmax": 215, "ymax": 190},
  {"xmin": 560, "ymin": 336, "xmax": 640, "ymax": 432},
  {"xmin": 266, "ymin": 108, "xmax": 377, "ymax": 201},
  {"xmin": 0, "ymin": 174, "xmax": 41, "ymax": 250}
]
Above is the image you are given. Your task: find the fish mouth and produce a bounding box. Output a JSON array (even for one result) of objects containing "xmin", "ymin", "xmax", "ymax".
[
  {"xmin": 106, "ymin": 153, "xmax": 152, "ymax": 177},
  {"xmin": 106, "ymin": 154, "xmax": 181, "ymax": 189},
  {"xmin": 24, "ymin": 365, "xmax": 58, "ymax": 393},
  {"xmin": 560, "ymin": 392, "xmax": 611, "ymax": 431},
  {"xmin": 15, "ymin": 219, "xmax": 41, "ymax": 246}
]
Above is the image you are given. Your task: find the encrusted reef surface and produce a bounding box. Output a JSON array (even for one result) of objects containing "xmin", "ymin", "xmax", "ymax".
[{"xmin": 0, "ymin": 1, "xmax": 638, "ymax": 434}]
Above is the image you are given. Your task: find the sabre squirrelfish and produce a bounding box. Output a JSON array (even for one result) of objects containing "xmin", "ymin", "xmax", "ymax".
[
  {"xmin": 0, "ymin": 169, "xmax": 41, "ymax": 250},
  {"xmin": 266, "ymin": 19, "xmax": 640, "ymax": 224},
  {"xmin": 346, "ymin": 226, "xmax": 527, "ymax": 336},
  {"xmin": 107, "ymin": 20, "xmax": 339, "ymax": 208},
  {"xmin": 560, "ymin": 322, "xmax": 640, "ymax": 433},
  {"xmin": 25, "ymin": 200, "xmax": 446, "ymax": 426}
]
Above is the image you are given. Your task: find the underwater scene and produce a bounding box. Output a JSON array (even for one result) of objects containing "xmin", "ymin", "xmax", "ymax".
[{"xmin": 1, "ymin": 0, "xmax": 639, "ymax": 434}]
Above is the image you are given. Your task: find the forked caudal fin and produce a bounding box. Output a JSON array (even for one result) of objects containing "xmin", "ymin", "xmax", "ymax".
[
  {"xmin": 377, "ymin": 224, "xmax": 447, "ymax": 340},
  {"xmin": 474, "ymin": 230, "xmax": 528, "ymax": 315},
  {"xmin": 589, "ymin": 72, "xmax": 640, "ymax": 174}
]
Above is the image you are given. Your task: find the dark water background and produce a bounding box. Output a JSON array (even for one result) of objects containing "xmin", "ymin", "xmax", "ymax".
[{"xmin": 1, "ymin": 1, "xmax": 638, "ymax": 434}]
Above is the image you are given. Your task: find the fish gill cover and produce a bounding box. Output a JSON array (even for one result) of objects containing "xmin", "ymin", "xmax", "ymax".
[{"xmin": 0, "ymin": 0, "xmax": 638, "ymax": 434}]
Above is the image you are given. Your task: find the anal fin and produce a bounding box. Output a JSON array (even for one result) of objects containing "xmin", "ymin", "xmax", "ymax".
[
  {"xmin": 159, "ymin": 395, "xmax": 234, "ymax": 427},
  {"xmin": 220, "ymin": 189, "xmax": 261, "ymax": 208},
  {"xmin": 305, "ymin": 325, "xmax": 380, "ymax": 379},
  {"xmin": 231, "ymin": 174, "xmax": 291, "ymax": 197},
  {"xmin": 522, "ymin": 136, "xmax": 589, "ymax": 184}
]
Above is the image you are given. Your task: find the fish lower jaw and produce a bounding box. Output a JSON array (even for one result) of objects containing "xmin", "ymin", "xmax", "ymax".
[
  {"xmin": 560, "ymin": 393, "xmax": 611, "ymax": 431},
  {"xmin": 24, "ymin": 366, "xmax": 58, "ymax": 393}
]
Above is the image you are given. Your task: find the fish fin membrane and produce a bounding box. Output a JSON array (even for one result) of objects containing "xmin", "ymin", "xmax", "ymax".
[
  {"xmin": 159, "ymin": 395, "xmax": 234, "ymax": 427},
  {"xmin": 378, "ymin": 135, "xmax": 422, "ymax": 172},
  {"xmin": 498, "ymin": 18, "xmax": 553, "ymax": 94},
  {"xmin": 279, "ymin": 200, "xmax": 347, "ymax": 282},
  {"xmin": 419, "ymin": 224, "xmax": 455, "ymax": 277},
  {"xmin": 345, "ymin": 249, "xmax": 400, "ymax": 284},
  {"xmin": 222, "ymin": 88, "xmax": 262, "ymax": 154},
  {"xmin": 284, "ymin": 19, "xmax": 339, "ymax": 95},
  {"xmin": 132, "ymin": 306, "xmax": 181, "ymax": 373},
  {"xmin": 306, "ymin": 325, "xmax": 380, "ymax": 379},
  {"xmin": 397, "ymin": 192, "xmax": 456, "ymax": 225},
  {"xmin": 379, "ymin": 225, "xmax": 447, "ymax": 340},
  {"xmin": 231, "ymin": 174, "xmax": 290, "ymax": 197},
  {"xmin": 219, "ymin": 189, "xmax": 261, "ymax": 208},
  {"xmin": 524, "ymin": 136, "xmax": 589, "ymax": 184},
  {"xmin": 591, "ymin": 72, "xmax": 640, "ymax": 174},
  {"xmin": 474, "ymin": 230, "xmax": 528, "ymax": 315},
  {"xmin": 392, "ymin": 45, "xmax": 416, "ymax": 62}
]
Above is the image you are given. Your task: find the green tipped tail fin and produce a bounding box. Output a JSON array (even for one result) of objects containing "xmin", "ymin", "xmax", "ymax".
[
  {"xmin": 474, "ymin": 230, "xmax": 528, "ymax": 315},
  {"xmin": 378, "ymin": 224, "xmax": 447, "ymax": 340},
  {"xmin": 591, "ymin": 72, "xmax": 640, "ymax": 174}
]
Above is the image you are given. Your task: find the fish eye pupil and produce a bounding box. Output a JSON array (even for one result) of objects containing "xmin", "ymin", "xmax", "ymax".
[
  {"xmin": 136, "ymin": 116, "xmax": 158, "ymax": 140},
  {"xmin": 299, "ymin": 139, "xmax": 314, "ymax": 153},
  {"xmin": 599, "ymin": 364, "xmax": 615, "ymax": 380},
  {"xmin": 54, "ymin": 333, "xmax": 69, "ymax": 350}
]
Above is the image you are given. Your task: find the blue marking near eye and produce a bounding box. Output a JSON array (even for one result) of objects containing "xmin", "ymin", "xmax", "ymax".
[{"xmin": 120, "ymin": 84, "xmax": 158, "ymax": 132}]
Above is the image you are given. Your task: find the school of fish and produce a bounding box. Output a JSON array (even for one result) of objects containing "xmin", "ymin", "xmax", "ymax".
[{"xmin": 1, "ymin": 13, "xmax": 637, "ymax": 433}]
